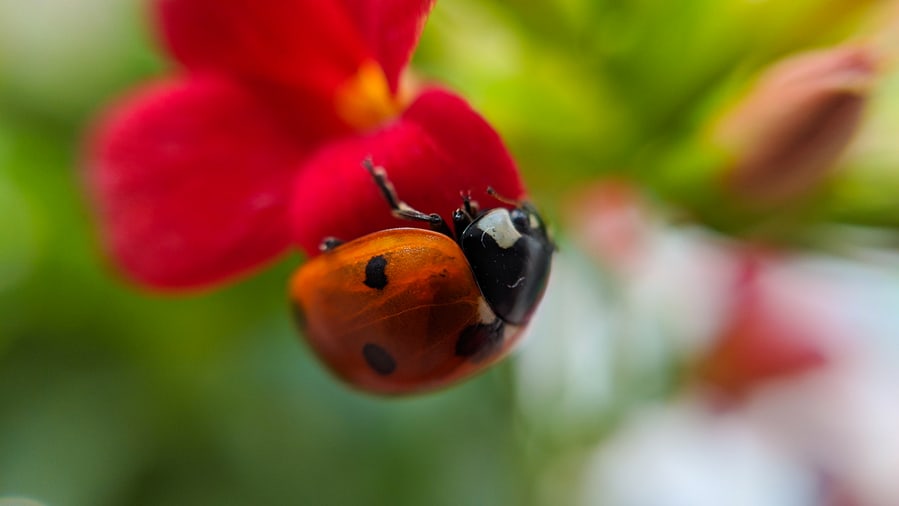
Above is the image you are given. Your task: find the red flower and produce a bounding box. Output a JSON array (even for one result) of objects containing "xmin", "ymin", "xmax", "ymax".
[{"xmin": 86, "ymin": 0, "xmax": 525, "ymax": 289}]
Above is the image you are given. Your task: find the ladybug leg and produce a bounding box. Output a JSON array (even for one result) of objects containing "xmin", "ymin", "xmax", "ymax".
[
  {"xmin": 319, "ymin": 236, "xmax": 345, "ymax": 252},
  {"xmin": 461, "ymin": 191, "xmax": 480, "ymax": 217},
  {"xmin": 363, "ymin": 158, "xmax": 453, "ymax": 237},
  {"xmin": 452, "ymin": 209, "xmax": 472, "ymax": 242},
  {"xmin": 448, "ymin": 191, "xmax": 481, "ymax": 241}
]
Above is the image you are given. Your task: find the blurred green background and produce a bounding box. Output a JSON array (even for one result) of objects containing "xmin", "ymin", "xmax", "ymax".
[{"xmin": 3, "ymin": 1, "xmax": 899, "ymax": 505}]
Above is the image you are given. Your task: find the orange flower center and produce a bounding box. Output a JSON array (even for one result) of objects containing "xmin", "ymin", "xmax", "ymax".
[{"xmin": 335, "ymin": 61, "xmax": 405, "ymax": 131}]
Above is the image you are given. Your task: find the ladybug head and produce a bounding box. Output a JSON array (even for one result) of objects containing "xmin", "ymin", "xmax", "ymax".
[{"xmin": 458, "ymin": 203, "xmax": 554, "ymax": 326}]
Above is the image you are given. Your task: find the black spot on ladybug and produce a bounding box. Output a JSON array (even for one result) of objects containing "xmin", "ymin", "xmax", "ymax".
[
  {"xmin": 363, "ymin": 255, "xmax": 388, "ymax": 289},
  {"xmin": 455, "ymin": 319, "xmax": 505, "ymax": 361},
  {"xmin": 362, "ymin": 343, "xmax": 396, "ymax": 375}
]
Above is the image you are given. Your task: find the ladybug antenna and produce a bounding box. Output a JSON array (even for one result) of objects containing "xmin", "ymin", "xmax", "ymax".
[
  {"xmin": 362, "ymin": 157, "xmax": 453, "ymax": 236},
  {"xmin": 486, "ymin": 186, "xmax": 520, "ymax": 206}
]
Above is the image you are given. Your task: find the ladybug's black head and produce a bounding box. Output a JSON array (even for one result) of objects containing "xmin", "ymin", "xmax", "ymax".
[{"xmin": 459, "ymin": 204, "xmax": 554, "ymax": 326}]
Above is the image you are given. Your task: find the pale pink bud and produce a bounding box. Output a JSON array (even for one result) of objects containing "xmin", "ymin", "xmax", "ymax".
[{"xmin": 713, "ymin": 46, "xmax": 878, "ymax": 205}]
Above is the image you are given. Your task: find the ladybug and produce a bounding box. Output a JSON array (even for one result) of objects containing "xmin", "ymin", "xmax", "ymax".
[{"xmin": 289, "ymin": 159, "xmax": 554, "ymax": 394}]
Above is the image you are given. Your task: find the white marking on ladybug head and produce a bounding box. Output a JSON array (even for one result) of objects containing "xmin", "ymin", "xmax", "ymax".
[{"xmin": 475, "ymin": 209, "xmax": 521, "ymax": 249}]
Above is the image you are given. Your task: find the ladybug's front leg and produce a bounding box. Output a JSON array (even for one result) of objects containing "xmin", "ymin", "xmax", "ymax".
[
  {"xmin": 451, "ymin": 191, "xmax": 481, "ymax": 241},
  {"xmin": 452, "ymin": 209, "xmax": 472, "ymax": 243},
  {"xmin": 362, "ymin": 157, "xmax": 454, "ymax": 238},
  {"xmin": 461, "ymin": 191, "xmax": 479, "ymax": 218}
]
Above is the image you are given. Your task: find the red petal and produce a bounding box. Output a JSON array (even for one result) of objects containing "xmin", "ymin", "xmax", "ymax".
[
  {"xmin": 289, "ymin": 88, "xmax": 525, "ymax": 255},
  {"xmin": 86, "ymin": 75, "xmax": 306, "ymax": 289},
  {"xmin": 337, "ymin": 0, "xmax": 436, "ymax": 93},
  {"xmin": 155, "ymin": 0, "xmax": 370, "ymax": 97}
]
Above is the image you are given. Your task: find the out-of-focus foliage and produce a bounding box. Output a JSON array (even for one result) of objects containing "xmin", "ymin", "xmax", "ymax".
[{"xmin": 3, "ymin": 1, "xmax": 899, "ymax": 505}]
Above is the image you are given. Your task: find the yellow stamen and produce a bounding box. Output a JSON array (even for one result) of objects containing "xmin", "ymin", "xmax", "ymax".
[{"xmin": 335, "ymin": 61, "xmax": 404, "ymax": 131}]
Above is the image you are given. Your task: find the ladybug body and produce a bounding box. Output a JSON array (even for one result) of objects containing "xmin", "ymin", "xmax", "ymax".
[{"xmin": 290, "ymin": 162, "xmax": 552, "ymax": 394}]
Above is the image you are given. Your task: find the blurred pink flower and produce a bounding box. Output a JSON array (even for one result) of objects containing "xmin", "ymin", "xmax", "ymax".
[
  {"xmin": 695, "ymin": 254, "xmax": 830, "ymax": 400},
  {"xmin": 565, "ymin": 179, "xmax": 654, "ymax": 275},
  {"xmin": 712, "ymin": 45, "xmax": 878, "ymax": 205}
]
